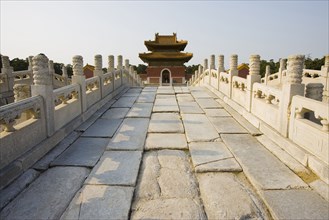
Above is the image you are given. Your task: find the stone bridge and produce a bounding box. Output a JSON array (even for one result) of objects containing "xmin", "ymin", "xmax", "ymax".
[{"xmin": 0, "ymin": 54, "xmax": 328, "ymax": 219}]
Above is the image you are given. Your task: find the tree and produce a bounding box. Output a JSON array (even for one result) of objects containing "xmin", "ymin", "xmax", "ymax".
[
  {"xmin": 135, "ymin": 64, "xmax": 147, "ymax": 74},
  {"xmin": 304, "ymin": 55, "xmax": 325, "ymax": 70},
  {"xmin": 10, "ymin": 58, "xmax": 28, "ymax": 71},
  {"xmin": 185, "ymin": 65, "xmax": 199, "ymax": 74},
  {"xmin": 53, "ymin": 63, "xmax": 63, "ymax": 75}
]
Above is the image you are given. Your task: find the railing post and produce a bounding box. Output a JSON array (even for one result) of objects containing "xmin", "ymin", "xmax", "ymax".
[
  {"xmin": 217, "ymin": 55, "xmax": 225, "ymax": 90},
  {"xmin": 246, "ymin": 54, "xmax": 261, "ymax": 112},
  {"xmin": 107, "ymin": 55, "xmax": 115, "ymax": 92},
  {"xmin": 279, "ymin": 58, "xmax": 287, "ymax": 84},
  {"xmin": 1, "ymin": 56, "xmax": 15, "ymax": 104},
  {"xmin": 49, "ymin": 60, "xmax": 55, "ymax": 85},
  {"xmin": 280, "ymin": 55, "xmax": 305, "ymax": 137},
  {"xmin": 71, "ymin": 55, "xmax": 87, "ymax": 112},
  {"xmin": 229, "ymin": 54, "xmax": 238, "ymax": 98},
  {"xmin": 129, "ymin": 66, "xmax": 134, "ymax": 86},
  {"xmin": 61, "ymin": 64, "xmax": 69, "ymax": 85},
  {"xmin": 31, "ymin": 54, "xmax": 55, "ymax": 136},
  {"xmin": 124, "ymin": 59, "xmax": 129, "ymax": 85},
  {"xmin": 94, "ymin": 54, "xmax": 103, "ymax": 98},
  {"xmin": 209, "ymin": 55, "xmax": 215, "ymax": 84},
  {"xmin": 264, "ymin": 65, "xmax": 270, "ymax": 85},
  {"xmin": 198, "ymin": 64, "xmax": 203, "ymax": 86},
  {"xmin": 117, "ymin": 55, "xmax": 123, "ymax": 87},
  {"xmin": 322, "ymin": 55, "xmax": 329, "ymax": 103}
]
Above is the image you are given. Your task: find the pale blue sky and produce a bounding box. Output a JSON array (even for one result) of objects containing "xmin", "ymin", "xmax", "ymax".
[{"xmin": 1, "ymin": 0, "xmax": 328, "ymax": 68}]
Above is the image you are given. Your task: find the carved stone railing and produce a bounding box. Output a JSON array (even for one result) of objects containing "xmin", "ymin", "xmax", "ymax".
[
  {"xmin": 231, "ymin": 76, "xmax": 248, "ymax": 107},
  {"xmin": 0, "ymin": 95, "xmax": 46, "ymax": 170},
  {"xmin": 13, "ymin": 70, "xmax": 33, "ymax": 85},
  {"xmin": 85, "ymin": 76, "xmax": 101, "ymax": 109}
]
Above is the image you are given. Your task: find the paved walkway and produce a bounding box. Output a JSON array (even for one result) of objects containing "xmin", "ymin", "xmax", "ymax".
[{"xmin": 1, "ymin": 86, "xmax": 328, "ymax": 219}]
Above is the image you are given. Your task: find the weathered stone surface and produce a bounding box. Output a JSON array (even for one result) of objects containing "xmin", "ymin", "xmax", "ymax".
[
  {"xmin": 178, "ymin": 102, "xmax": 204, "ymax": 114},
  {"xmin": 136, "ymin": 92, "xmax": 156, "ymax": 103},
  {"xmin": 142, "ymin": 87, "xmax": 157, "ymax": 92},
  {"xmin": 208, "ymin": 117, "xmax": 248, "ymax": 133},
  {"xmin": 131, "ymin": 198, "xmax": 206, "ymax": 220},
  {"xmin": 145, "ymin": 133, "xmax": 187, "ymax": 150},
  {"xmin": 107, "ymin": 118, "xmax": 149, "ymax": 150},
  {"xmin": 191, "ymin": 91, "xmax": 213, "ymax": 99},
  {"xmin": 81, "ymin": 118, "xmax": 123, "ymax": 137},
  {"xmin": 0, "ymin": 167, "xmax": 89, "ymax": 220},
  {"xmin": 153, "ymin": 98, "xmax": 179, "ymax": 112},
  {"xmin": 189, "ymin": 142, "xmax": 241, "ymax": 172},
  {"xmin": 221, "ymin": 134, "xmax": 308, "ymax": 190},
  {"xmin": 309, "ymin": 179, "xmax": 329, "ymax": 201},
  {"xmin": 33, "ymin": 131, "xmax": 80, "ymax": 170},
  {"xmin": 204, "ymin": 108, "xmax": 230, "ymax": 117},
  {"xmin": 134, "ymin": 152, "xmax": 161, "ymax": 200},
  {"xmin": 155, "ymin": 94, "xmax": 176, "ymax": 99},
  {"xmin": 182, "ymin": 114, "xmax": 219, "ymax": 142},
  {"xmin": 156, "ymin": 87, "xmax": 175, "ymax": 95},
  {"xmin": 60, "ymin": 185, "xmax": 134, "ymax": 220},
  {"xmin": 148, "ymin": 113, "xmax": 184, "ymax": 133},
  {"xmin": 195, "ymin": 98, "xmax": 222, "ymax": 108},
  {"xmin": 51, "ymin": 137, "xmax": 109, "ymax": 167},
  {"xmin": 0, "ymin": 169, "xmax": 40, "ymax": 210},
  {"xmin": 126, "ymin": 103, "xmax": 153, "ymax": 118},
  {"xmin": 112, "ymin": 96, "xmax": 137, "ymax": 108},
  {"xmin": 176, "ymin": 94, "xmax": 194, "ymax": 102},
  {"xmin": 261, "ymin": 189, "xmax": 329, "ymax": 219},
  {"xmin": 198, "ymin": 173, "xmax": 267, "ymax": 219},
  {"xmin": 101, "ymin": 107, "xmax": 130, "ymax": 119},
  {"xmin": 85, "ymin": 151, "xmax": 142, "ymax": 186},
  {"xmin": 75, "ymin": 113, "xmax": 100, "ymax": 132},
  {"xmin": 256, "ymin": 135, "xmax": 310, "ymax": 175}
]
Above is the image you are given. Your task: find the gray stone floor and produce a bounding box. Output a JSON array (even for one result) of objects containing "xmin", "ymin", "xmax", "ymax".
[{"xmin": 1, "ymin": 86, "xmax": 328, "ymax": 220}]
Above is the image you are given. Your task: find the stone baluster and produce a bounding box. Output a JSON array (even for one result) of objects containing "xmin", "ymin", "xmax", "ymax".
[
  {"xmin": 14, "ymin": 84, "xmax": 31, "ymax": 102},
  {"xmin": 28, "ymin": 56, "xmax": 33, "ymax": 71},
  {"xmin": 94, "ymin": 54, "xmax": 103, "ymax": 76},
  {"xmin": 129, "ymin": 66, "xmax": 134, "ymax": 85},
  {"xmin": 71, "ymin": 55, "xmax": 87, "ymax": 112},
  {"xmin": 204, "ymin": 59, "xmax": 208, "ymax": 70},
  {"xmin": 61, "ymin": 64, "xmax": 68, "ymax": 85},
  {"xmin": 125, "ymin": 59, "xmax": 129, "ymax": 71},
  {"xmin": 279, "ymin": 58, "xmax": 287, "ymax": 83},
  {"xmin": 108, "ymin": 55, "xmax": 115, "ymax": 73},
  {"xmin": 264, "ymin": 65, "xmax": 270, "ymax": 85},
  {"xmin": 31, "ymin": 54, "xmax": 55, "ymax": 136},
  {"xmin": 246, "ymin": 54, "xmax": 261, "ymax": 112},
  {"xmin": 230, "ymin": 54, "xmax": 238, "ymax": 73},
  {"xmin": 218, "ymin": 55, "xmax": 225, "ymax": 73},
  {"xmin": 48, "ymin": 60, "xmax": 55, "ymax": 85},
  {"xmin": 117, "ymin": 55, "xmax": 123, "ymax": 70},
  {"xmin": 1, "ymin": 56, "xmax": 14, "ymax": 104},
  {"xmin": 194, "ymin": 70, "xmax": 198, "ymax": 82},
  {"xmin": 321, "ymin": 55, "xmax": 329, "ymax": 103},
  {"xmin": 210, "ymin": 54, "xmax": 215, "ymax": 70},
  {"xmin": 281, "ymin": 55, "xmax": 305, "ymax": 137}
]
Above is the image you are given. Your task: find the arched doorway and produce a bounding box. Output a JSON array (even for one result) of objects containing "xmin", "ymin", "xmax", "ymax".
[{"xmin": 160, "ymin": 69, "xmax": 171, "ymax": 86}]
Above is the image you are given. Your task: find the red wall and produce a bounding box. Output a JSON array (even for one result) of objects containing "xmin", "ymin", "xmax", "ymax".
[
  {"xmin": 146, "ymin": 66, "xmax": 186, "ymax": 78},
  {"xmin": 83, "ymin": 69, "xmax": 94, "ymax": 79}
]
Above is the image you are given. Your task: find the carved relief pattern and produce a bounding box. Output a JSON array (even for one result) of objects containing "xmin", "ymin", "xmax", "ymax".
[
  {"xmin": 230, "ymin": 54, "xmax": 238, "ymax": 71},
  {"xmin": 108, "ymin": 55, "xmax": 115, "ymax": 72},
  {"xmin": 95, "ymin": 55, "xmax": 102, "ymax": 71},
  {"xmin": 218, "ymin": 55, "xmax": 224, "ymax": 72},
  {"xmin": 14, "ymin": 84, "xmax": 31, "ymax": 101},
  {"xmin": 286, "ymin": 55, "xmax": 304, "ymax": 84},
  {"xmin": 33, "ymin": 54, "xmax": 51, "ymax": 85},
  {"xmin": 72, "ymin": 55, "xmax": 84, "ymax": 76},
  {"xmin": 249, "ymin": 55, "xmax": 260, "ymax": 75}
]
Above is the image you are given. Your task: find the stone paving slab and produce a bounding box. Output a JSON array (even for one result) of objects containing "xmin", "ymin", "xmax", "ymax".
[
  {"xmin": 51, "ymin": 137, "xmax": 109, "ymax": 167},
  {"xmin": 181, "ymin": 114, "xmax": 219, "ymax": 142},
  {"xmin": 178, "ymin": 102, "xmax": 204, "ymax": 114},
  {"xmin": 153, "ymin": 98, "xmax": 179, "ymax": 112},
  {"xmin": 197, "ymin": 172, "xmax": 268, "ymax": 219},
  {"xmin": 81, "ymin": 118, "xmax": 123, "ymax": 137},
  {"xmin": 111, "ymin": 96, "xmax": 137, "ymax": 108},
  {"xmin": 195, "ymin": 98, "xmax": 223, "ymax": 108},
  {"xmin": 204, "ymin": 108, "xmax": 230, "ymax": 117},
  {"xmin": 189, "ymin": 142, "xmax": 242, "ymax": 172},
  {"xmin": 136, "ymin": 92, "xmax": 156, "ymax": 103},
  {"xmin": 60, "ymin": 185, "xmax": 134, "ymax": 220},
  {"xmin": 126, "ymin": 103, "xmax": 153, "ymax": 118},
  {"xmin": 101, "ymin": 107, "xmax": 130, "ymax": 119},
  {"xmin": 156, "ymin": 87, "xmax": 175, "ymax": 95},
  {"xmin": 75, "ymin": 112, "xmax": 103, "ymax": 132},
  {"xmin": 191, "ymin": 91, "xmax": 213, "ymax": 99},
  {"xmin": 176, "ymin": 94, "xmax": 194, "ymax": 102},
  {"xmin": 148, "ymin": 113, "xmax": 184, "ymax": 133},
  {"xmin": 0, "ymin": 167, "xmax": 89, "ymax": 220},
  {"xmin": 131, "ymin": 198, "xmax": 206, "ymax": 220},
  {"xmin": 145, "ymin": 133, "xmax": 187, "ymax": 150},
  {"xmin": 208, "ymin": 117, "xmax": 248, "ymax": 134},
  {"xmin": 261, "ymin": 189, "xmax": 329, "ymax": 219},
  {"xmin": 0, "ymin": 169, "xmax": 40, "ymax": 210},
  {"xmin": 155, "ymin": 94, "xmax": 176, "ymax": 99},
  {"xmin": 85, "ymin": 151, "xmax": 142, "ymax": 186},
  {"xmin": 33, "ymin": 131, "xmax": 81, "ymax": 170},
  {"xmin": 221, "ymin": 134, "xmax": 308, "ymax": 190},
  {"xmin": 107, "ymin": 118, "xmax": 149, "ymax": 150},
  {"xmin": 142, "ymin": 87, "xmax": 157, "ymax": 92}
]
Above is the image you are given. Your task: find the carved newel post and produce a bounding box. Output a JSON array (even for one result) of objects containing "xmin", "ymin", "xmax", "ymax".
[
  {"xmin": 31, "ymin": 54, "xmax": 55, "ymax": 136},
  {"xmin": 28, "ymin": 56, "xmax": 33, "ymax": 71},
  {"xmin": 108, "ymin": 55, "xmax": 115, "ymax": 73},
  {"xmin": 218, "ymin": 55, "xmax": 225, "ymax": 73},
  {"xmin": 264, "ymin": 65, "xmax": 270, "ymax": 85},
  {"xmin": 198, "ymin": 64, "xmax": 203, "ymax": 85},
  {"xmin": 279, "ymin": 58, "xmax": 287, "ymax": 83},
  {"xmin": 14, "ymin": 84, "xmax": 31, "ymax": 102},
  {"xmin": 71, "ymin": 55, "xmax": 87, "ymax": 112},
  {"xmin": 305, "ymin": 83, "xmax": 324, "ymax": 101},
  {"xmin": 322, "ymin": 55, "xmax": 329, "ymax": 103},
  {"xmin": 117, "ymin": 55, "xmax": 123, "ymax": 70},
  {"xmin": 203, "ymin": 59, "xmax": 208, "ymax": 70},
  {"xmin": 125, "ymin": 59, "xmax": 129, "ymax": 71},
  {"xmin": 281, "ymin": 55, "xmax": 305, "ymax": 137},
  {"xmin": 229, "ymin": 54, "xmax": 238, "ymax": 75},
  {"xmin": 61, "ymin": 64, "xmax": 69, "ymax": 85},
  {"xmin": 246, "ymin": 54, "xmax": 261, "ymax": 112},
  {"xmin": 210, "ymin": 55, "xmax": 215, "ymax": 70},
  {"xmin": 1, "ymin": 56, "xmax": 14, "ymax": 100},
  {"xmin": 94, "ymin": 54, "xmax": 103, "ymax": 77}
]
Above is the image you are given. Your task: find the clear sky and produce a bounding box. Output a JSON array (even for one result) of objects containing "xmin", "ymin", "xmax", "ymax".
[{"xmin": 1, "ymin": 0, "xmax": 328, "ymax": 68}]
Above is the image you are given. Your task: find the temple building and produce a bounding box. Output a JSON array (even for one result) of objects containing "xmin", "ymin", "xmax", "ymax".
[{"xmin": 139, "ymin": 33, "xmax": 193, "ymax": 85}]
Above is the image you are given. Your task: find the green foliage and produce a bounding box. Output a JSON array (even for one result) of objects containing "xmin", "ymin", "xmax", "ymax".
[
  {"xmin": 54, "ymin": 63, "xmax": 62, "ymax": 74},
  {"xmin": 66, "ymin": 64, "xmax": 73, "ymax": 77},
  {"xmin": 135, "ymin": 64, "xmax": 147, "ymax": 74},
  {"xmin": 259, "ymin": 59, "xmax": 279, "ymax": 78},
  {"xmin": 304, "ymin": 55, "xmax": 325, "ymax": 70},
  {"xmin": 185, "ymin": 64, "xmax": 199, "ymax": 74},
  {"xmin": 10, "ymin": 58, "xmax": 28, "ymax": 71}
]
